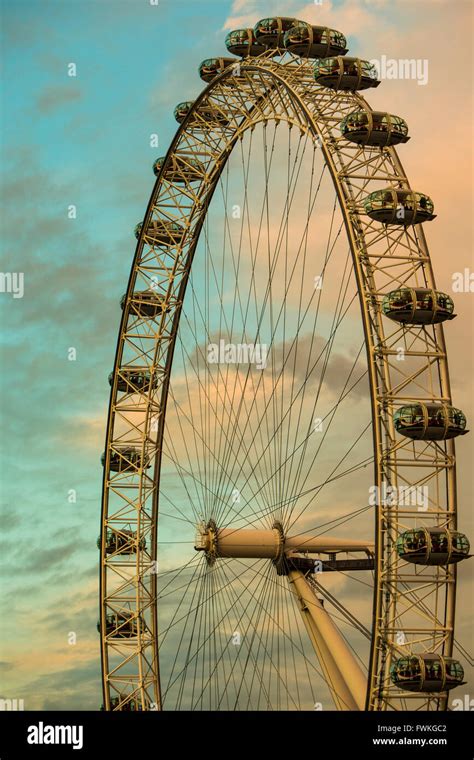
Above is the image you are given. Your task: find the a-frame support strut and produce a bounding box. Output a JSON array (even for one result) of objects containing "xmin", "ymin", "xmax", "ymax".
[{"xmin": 288, "ymin": 569, "xmax": 367, "ymax": 711}]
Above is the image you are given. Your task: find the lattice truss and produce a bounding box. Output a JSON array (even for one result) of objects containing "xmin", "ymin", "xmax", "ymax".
[{"xmin": 99, "ymin": 51, "xmax": 457, "ymax": 712}]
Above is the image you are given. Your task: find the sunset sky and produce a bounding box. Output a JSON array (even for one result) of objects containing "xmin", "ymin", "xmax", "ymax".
[{"xmin": 0, "ymin": 0, "xmax": 472, "ymax": 709}]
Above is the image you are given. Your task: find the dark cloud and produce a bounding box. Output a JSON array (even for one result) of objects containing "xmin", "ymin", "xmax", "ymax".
[
  {"xmin": 3, "ymin": 16, "xmax": 56, "ymax": 48},
  {"xmin": 23, "ymin": 658, "xmax": 101, "ymax": 711},
  {"xmin": 0, "ymin": 566, "xmax": 97, "ymax": 625},
  {"xmin": 1, "ymin": 512, "xmax": 22, "ymax": 531},
  {"xmin": 36, "ymin": 85, "xmax": 83, "ymax": 114},
  {"xmin": 271, "ymin": 334, "xmax": 368, "ymax": 400},
  {"xmin": 188, "ymin": 332, "xmax": 369, "ymax": 401},
  {"xmin": 36, "ymin": 603, "xmax": 97, "ymax": 633},
  {"xmin": 1, "ymin": 540, "xmax": 80, "ymax": 576},
  {"xmin": 0, "ymin": 580, "xmax": 46, "ymax": 606}
]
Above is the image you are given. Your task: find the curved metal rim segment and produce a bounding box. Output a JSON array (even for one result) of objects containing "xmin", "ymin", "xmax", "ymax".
[{"xmin": 99, "ymin": 53, "xmax": 456, "ymax": 712}]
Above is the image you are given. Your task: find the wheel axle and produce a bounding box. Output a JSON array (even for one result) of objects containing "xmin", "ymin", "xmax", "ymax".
[{"xmin": 194, "ymin": 521, "xmax": 374, "ymax": 567}]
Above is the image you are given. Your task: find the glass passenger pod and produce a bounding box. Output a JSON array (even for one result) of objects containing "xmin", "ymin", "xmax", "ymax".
[
  {"xmin": 98, "ymin": 528, "xmax": 147, "ymax": 555},
  {"xmin": 153, "ymin": 155, "xmax": 205, "ymax": 183},
  {"xmin": 340, "ymin": 111, "xmax": 409, "ymax": 147},
  {"xmin": 391, "ymin": 654, "xmax": 465, "ymax": 693},
  {"xmin": 103, "ymin": 695, "xmax": 146, "ymax": 711},
  {"xmin": 174, "ymin": 101, "xmax": 194, "ymax": 123},
  {"xmin": 101, "ymin": 447, "xmax": 151, "ymax": 473},
  {"xmin": 382, "ymin": 288, "xmax": 455, "ymax": 325},
  {"xmin": 225, "ymin": 28, "xmax": 266, "ymax": 57},
  {"xmin": 396, "ymin": 528, "xmax": 470, "ymax": 565},
  {"xmin": 314, "ymin": 57, "xmax": 380, "ymax": 91},
  {"xmin": 199, "ymin": 57, "xmax": 239, "ymax": 82},
  {"xmin": 108, "ymin": 367, "xmax": 157, "ymax": 394},
  {"xmin": 98, "ymin": 612, "xmax": 139, "ymax": 639},
  {"xmin": 394, "ymin": 403, "xmax": 468, "ymax": 441},
  {"xmin": 253, "ymin": 17, "xmax": 299, "ymax": 49},
  {"xmin": 135, "ymin": 218, "xmax": 184, "ymax": 245},
  {"xmin": 283, "ymin": 23, "xmax": 348, "ymax": 58},
  {"xmin": 365, "ymin": 188, "xmax": 435, "ymax": 225},
  {"xmin": 174, "ymin": 100, "xmax": 229, "ymax": 127},
  {"xmin": 120, "ymin": 290, "xmax": 170, "ymax": 319}
]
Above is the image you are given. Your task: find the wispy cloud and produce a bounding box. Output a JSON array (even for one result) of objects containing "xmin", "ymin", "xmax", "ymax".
[{"xmin": 36, "ymin": 84, "xmax": 83, "ymax": 114}]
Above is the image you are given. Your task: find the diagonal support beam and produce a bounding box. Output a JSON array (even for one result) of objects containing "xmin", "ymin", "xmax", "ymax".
[{"xmin": 288, "ymin": 569, "xmax": 367, "ymax": 711}]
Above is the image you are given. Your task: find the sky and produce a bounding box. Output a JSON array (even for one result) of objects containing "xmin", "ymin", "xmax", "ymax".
[{"xmin": 0, "ymin": 0, "xmax": 472, "ymax": 710}]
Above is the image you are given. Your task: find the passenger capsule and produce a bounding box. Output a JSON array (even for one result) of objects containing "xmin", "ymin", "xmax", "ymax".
[
  {"xmin": 135, "ymin": 219, "xmax": 184, "ymax": 245},
  {"xmin": 174, "ymin": 101, "xmax": 193, "ymax": 123},
  {"xmin": 225, "ymin": 28, "xmax": 266, "ymax": 57},
  {"xmin": 98, "ymin": 529, "xmax": 147, "ymax": 555},
  {"xmin": 102, "ymin": 695, "xmax": 146, "ymax": 711},
  {"xmin": 314, "ymin": 57, "xmax": 380, "ymax": 91},
  {"xmin": 199, "ymin": 57, "xmax": 238, "ymax": 82},
  {"xmin": 174, "ymin": 100, "xmax": 229, "ymax": 127},
  {"xmin": 101, "ymin": 447, "xmax": 151, "ymax": 473},
  {"xmin": 394, "ymin": 403, "xmax": 468, "ymax": 441},
  {"xmin": 397, "ymin": 528, "xmax": 470, "ymax": 565},
  {"xmin": 340, "ymin": 111, "xmax": 409, "ymax": 146},
  {"xmin": 283, "ymin": 22, "xmax": 348, "ymax": 58},
  {"xmin": 365, "ymin": 189, "xmax": 435, "ymax": 224},
  {"xmin": 382, "ymin": 288, "xmax": 455, "ymax": 325},
  {"xmin": 108, "ymin": 368, "xmax": 157, "ymax": 394},
  {"xmin": 391, "ymin": 654, "xmax": 465, "ymax": 693},
  {"xmin": 253, "ymin": 17, "xmax": 299, "ymax": 49},
  {"xmin": 120, "ymin": 290, "xmax": 170, "ymax": 319},
  {"xmin": 153, "ymin": 155, "xmax": 205, "ymax": 183},
  {"xmin": 98, "ymin": 612, "xmax": 138, "ymax": 638}
]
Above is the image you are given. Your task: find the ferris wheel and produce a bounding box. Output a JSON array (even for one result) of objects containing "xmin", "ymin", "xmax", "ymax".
[{"xmin": 98, "ymin": 16, "xmax": 470, "ymax": 711}]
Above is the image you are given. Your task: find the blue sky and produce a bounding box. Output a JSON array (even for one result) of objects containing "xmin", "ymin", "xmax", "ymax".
[
  {"xmin": 1, "ymin": 0, "xmax": 472, "ymax": 710},
  {"xmin": 0, "ymin": 0, "xmax": 256, "ymax": 711}
]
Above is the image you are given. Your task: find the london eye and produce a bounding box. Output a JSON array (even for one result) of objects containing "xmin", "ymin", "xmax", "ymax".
[{"xmin": 99, "ymin": 16, "xmax": 470, "ymax": 712}]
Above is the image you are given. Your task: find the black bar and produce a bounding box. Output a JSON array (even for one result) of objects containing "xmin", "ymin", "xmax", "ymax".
[{"xmin": 0, "ymin": 709, "xmax": 471, "ymax": 758}]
